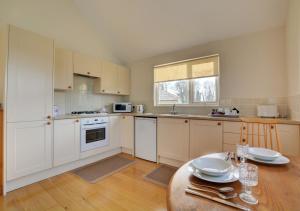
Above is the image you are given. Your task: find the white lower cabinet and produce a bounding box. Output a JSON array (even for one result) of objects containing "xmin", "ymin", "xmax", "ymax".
[
  {"xmin": 222, "ymin": 122, "xmax": 300, "ymax": 156},
  {"xmin": 53, "ymin": 119, "xmax": 80, "ymax": 167},
  {"xmin": 157, "ymin": 118, "xmax": 190, "ymax": 164},
  {"xmin": 190, "ymin": 120, "xmax": 223, "ymax": 159},
  {"xmin": 109, "ymin": 116, "xmax": 121, "ymax": 149},
  {"xmin": 277, "ymin": 124, "xmax": 300, "ymax": 156},
  {"xmin": 7, "ymin": 121, "xmax": 52, "ymax": 180},
  {"xmin": 120, "ymin": 116, "xmax": 134, "ymax": 154}
]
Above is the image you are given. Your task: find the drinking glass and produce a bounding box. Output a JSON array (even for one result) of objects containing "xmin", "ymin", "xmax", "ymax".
[
  {"xmin": 236, "ymin": 144, "xmax": 249, "ymax": 164},
  {"xmin": 239, "ymin": 163, "xmax": 258, "ymax": 204}
]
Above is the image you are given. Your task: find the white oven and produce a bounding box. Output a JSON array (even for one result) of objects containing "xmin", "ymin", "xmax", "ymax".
[{"xmin": 80, "ymin": 117, "xmax": 109, "ymax": 152}]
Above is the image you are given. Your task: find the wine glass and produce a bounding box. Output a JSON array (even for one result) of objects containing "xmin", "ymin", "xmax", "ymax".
[
  {"xmin": 236, "ymin": 144, "xmax": 249, "ymax": 164},
  {"xmin": 239, "ymin": 163, "xmax": 258, "ymax": 205}
]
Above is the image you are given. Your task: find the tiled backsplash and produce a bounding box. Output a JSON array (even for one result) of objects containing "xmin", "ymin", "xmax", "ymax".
[
  {"xmin": 54, "ymin": 75, "xmax": 125, "ymax": 115},
  {"xmin": 152, "ymin": 97, "xmax": 288, "ymax": 117}
]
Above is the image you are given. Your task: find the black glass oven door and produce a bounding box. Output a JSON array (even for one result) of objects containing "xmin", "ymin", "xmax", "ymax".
[{"xmin": 85, "ymin": 127, "xmax": 106, "ymax": 144}]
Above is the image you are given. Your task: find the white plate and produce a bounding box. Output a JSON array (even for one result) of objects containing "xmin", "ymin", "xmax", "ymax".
[
  {"xmin": 191, "ymin": 157, "xmax": 231, "ymax": 176},
  {"xmin": 189, "ymin": 164, "xmax": 239, "ymax": 183},
  {"xmin": 248, "ymin": 147, "xmax": 281, "ymax": 161},
  {"xmin": 246, "ymin": 154, "xmax": 290, "ymax": 165}
]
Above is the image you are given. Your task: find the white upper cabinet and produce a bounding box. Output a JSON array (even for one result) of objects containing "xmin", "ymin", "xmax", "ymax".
[
  {"xmin": 6, "ymin": 25, "xmax": 53, "ymax": 122},
  {"xmin": 190, "ymin": 120, "xmax": 223, "ymax": 159},
  {"xmin": 96, "ymin": 60, "xmax": 119, "ymax": 94},
  {"xmin": 7, "ymin": 121, "xmax": 52, "ymax": 180},
  {"xmin": 73, "ymin": 52, "xmax": 101, "ymax": 77},
  {"xmin": 95, "ymin": 60, "xmax": 130, "ymax": 95},
  {"xmin": 53, "ymin": 119, "xmax": 80, "ymax": 167},
  {"xmin": 117, "ymin": 65, "xmax": 130, "ymax": 95},
  {"xmin": 54, "ymin": 48, "xmax": 73, "ymax": 90}
]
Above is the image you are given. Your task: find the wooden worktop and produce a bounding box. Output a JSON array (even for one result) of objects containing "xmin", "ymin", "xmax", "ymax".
[{"xmin": 53, "ymin": 112, "xmax": 300, "ymax": 125}]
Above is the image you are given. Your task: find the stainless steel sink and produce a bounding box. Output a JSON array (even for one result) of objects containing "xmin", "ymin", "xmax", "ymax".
[{"xmin": 159, "ymin": 113, "xmax": 188, "ymax": 117}]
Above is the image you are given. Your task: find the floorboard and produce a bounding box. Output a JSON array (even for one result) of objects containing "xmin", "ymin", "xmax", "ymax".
[{"xmin": 0, "ymin": 154, "xmax": 167, "ymax": 211}]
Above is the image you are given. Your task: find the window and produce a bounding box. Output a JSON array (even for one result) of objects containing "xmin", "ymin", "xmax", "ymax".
[{"xmin": 154, "ymin": 55, "xmax": 219, "ymax": 106}]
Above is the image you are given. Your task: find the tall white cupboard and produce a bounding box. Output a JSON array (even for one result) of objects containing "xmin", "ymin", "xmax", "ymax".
[{"xmin": 3, "ymin": 26, "xmax": 54, "ymax": 180}]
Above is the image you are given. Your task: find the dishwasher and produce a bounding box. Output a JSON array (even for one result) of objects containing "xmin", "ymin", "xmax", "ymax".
[{"xmin": 135, "ymin": 117, "xmax": 157, "ymax": 162}]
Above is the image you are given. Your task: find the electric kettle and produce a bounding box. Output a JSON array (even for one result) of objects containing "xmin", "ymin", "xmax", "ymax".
[{"xmin": 135, "ymin": 104, "xmax": 145, "ymax": 113}]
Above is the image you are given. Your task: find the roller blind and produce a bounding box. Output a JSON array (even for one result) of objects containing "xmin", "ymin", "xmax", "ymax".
[{"xmin": 154, "ymin": 55, "xmax": 219, "ymax": 83}]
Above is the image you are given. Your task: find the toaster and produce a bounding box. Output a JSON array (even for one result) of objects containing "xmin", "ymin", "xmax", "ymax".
[{"xmin": 257, "ymin": 105, "xmax": 279, "ymax": 118}]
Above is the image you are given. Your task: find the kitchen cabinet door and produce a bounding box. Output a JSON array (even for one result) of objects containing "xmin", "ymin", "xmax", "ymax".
[
  {"xmin": 6, "ymin": 25, "xmax": 53, "ymax": 122},
  {"xmin": 53, "ymin": 119, "xmax": 80, "ymax": 167},
  {"xmin": 109, "ymin": 116, "xmax": 121, "ymax": 149},
  {"xmin": 7, "ymin": 121, "xmax": 52, "ymax": 180},
  {"xmin": 190, "ymin": 120, "xmax": 223, "ymax": 159},
  {"xmin": 54, "ymin": 48, "xmax": 73, "ymax": 90},
  {"xmin": 117, "ymin": 65, "xmax": 130, "ymax": 95},
  {"xmin": 96, "ymin": 60, "xmax": 119, "ymax": 94},
  {"xmin": 157, "ymin": 118, "xmax": 189, "ymax": 163},
  {"xmin": 277, "ymin": 124, "xmax": 300, "ymax": 156},
  {"xmin": 73, "ymin": 52, "xmax": 101, "ymax": 77},
  {"xmin": 120, "ymin": 115, "xmax": 134, "ymax": 155}
]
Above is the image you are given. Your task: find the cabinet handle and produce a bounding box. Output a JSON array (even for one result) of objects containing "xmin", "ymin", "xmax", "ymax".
[
  {"xmin": 243, "ymin": 126, "xmax": 246, "ymax": 130},
  {"xmin": 271, "ymin": 125, "xmax": 274, "ymax": 129},
  {"xmin": 47, "ymin": 122, "xmax": 51, "ymax": 125},
  {"xmin": 87, "ymin": 72, "xmax": 90, "ymax": 75},
  {"xmin": 102, "ymin": 89, "xmax": 105, "ymax": 92},
  {"xmin": 68, "ymin": 85, "xmax": 72, "ymax": 89},
  {"xmin": 75, "ymin": 119, "xmax": 79, "ymax": 123},
  {"xmin": 217, "ymin": 122, "xmax": 222, "ymax": 126},
  {"xmin": 47, "ymin": 115, "xmax": 51, "ymax": 119},
  {"xmin": 117, "ymin": 91, "xmax": 120, "ymax": 94},
  {"xmin": 123, "ymin": 116, "xmax": 126, "ymax": 119},
  {"xmin": 184, "ymin": 120, "xmax": 188, "ymax": 123}
]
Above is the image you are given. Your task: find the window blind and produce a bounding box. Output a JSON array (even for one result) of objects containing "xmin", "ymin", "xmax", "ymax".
[{"xmin": 154, "ymin": 55, "xmax": 219, "ymax": 83}]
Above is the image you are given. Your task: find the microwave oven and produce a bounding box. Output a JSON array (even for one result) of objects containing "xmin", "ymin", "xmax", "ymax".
[{"xmin": 113, "ymin": 102, "xmax": 133, "ymax": 113}]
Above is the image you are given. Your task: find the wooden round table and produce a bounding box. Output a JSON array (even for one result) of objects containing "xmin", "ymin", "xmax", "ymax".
[{"xmin": 167, "ymin": 156, "xmax": 300, "ymax": 211}]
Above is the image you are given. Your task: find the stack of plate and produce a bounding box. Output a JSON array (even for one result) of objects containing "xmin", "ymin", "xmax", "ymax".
[
  {"xmin": 190, "ymin": 154, "xmax": 239, "ymax": 183},
  {"xmin": 246, "ymin": 147, "xmax": 290, "ymax": 165}
]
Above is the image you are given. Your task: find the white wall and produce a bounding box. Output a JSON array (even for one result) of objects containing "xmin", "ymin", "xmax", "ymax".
[
  {"xmin": 130, "ymin": 27, "xmax": 287, "ymax": 116},
  {"xmin": 287, "ymin": 0, "xmax": 300, "ymax": 119},
  {"xmin": 0, "ymin": 0, "xmax": 118, "ymax": 62}
]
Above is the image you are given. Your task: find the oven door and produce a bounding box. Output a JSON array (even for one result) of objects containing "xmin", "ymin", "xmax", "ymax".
[{"xmin": 81, "ymin": 123, "xmax": 109, "ymax": 152}]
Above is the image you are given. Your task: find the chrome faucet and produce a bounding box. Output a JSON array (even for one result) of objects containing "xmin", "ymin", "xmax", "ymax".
[{"xmin": 170, "ymin": 104, "xmax": 177, "ymax": 115}]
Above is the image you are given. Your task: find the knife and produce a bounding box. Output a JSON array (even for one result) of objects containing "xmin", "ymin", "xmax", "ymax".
[{"xmin": 185, "ymin": 189, "xmax": 251, "ymax": 211}]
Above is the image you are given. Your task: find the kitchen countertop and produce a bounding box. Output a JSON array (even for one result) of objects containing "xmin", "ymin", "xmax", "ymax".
[{"xmin": 53, "ymin": 113, "xmax": 300, "ymax": 125}]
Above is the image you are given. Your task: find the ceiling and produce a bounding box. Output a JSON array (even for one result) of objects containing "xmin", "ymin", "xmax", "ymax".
[{"xmin": 74, "ymin": 0, "xmax": 288, "ymax": 63}]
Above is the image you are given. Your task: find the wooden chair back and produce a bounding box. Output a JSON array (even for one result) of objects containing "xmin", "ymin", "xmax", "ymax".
[{"xmin": 240, "ymin": 117, "xmax": 281, "ymax": 152}]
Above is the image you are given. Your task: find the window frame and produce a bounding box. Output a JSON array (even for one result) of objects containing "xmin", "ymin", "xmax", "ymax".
[
  {"xmin": 154, "ymin": 76, "xmax": 220, "ymax": 107},
  {"xmin": 153, "ymin": 54, "xmax": 220, "ymax": 107}
]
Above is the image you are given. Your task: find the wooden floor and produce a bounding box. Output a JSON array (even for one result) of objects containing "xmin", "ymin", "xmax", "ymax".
[{"xmin": 0, "ymin": 154, "xmax": 167, "ymax": 211}]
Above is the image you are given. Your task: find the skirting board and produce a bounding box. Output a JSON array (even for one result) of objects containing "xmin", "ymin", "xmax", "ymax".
[
  {"xmin": 121, "ymin": 147, "xmax": 134, "ymax": 156},
  {"xmin": 6, "ymin": 147, "xmax": 121, "ymax": 193}
]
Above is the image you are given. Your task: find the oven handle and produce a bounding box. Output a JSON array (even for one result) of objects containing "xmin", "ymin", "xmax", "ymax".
[{"xmin": 81, "ymin": 123, "xmax": 108, "ymax": 130}]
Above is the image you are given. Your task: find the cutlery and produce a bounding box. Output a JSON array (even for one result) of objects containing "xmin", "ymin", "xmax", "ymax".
[
  {"xmin": 187, "ymin": 185, "xmax": 237, "ymax": 200},
  {"xmin": 190, "ymin": 182, "xmax": 234, "ymax": 193},
  {"xmin": 185, "ymin": 189, "xmax": 251, "ymax": 211}
]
